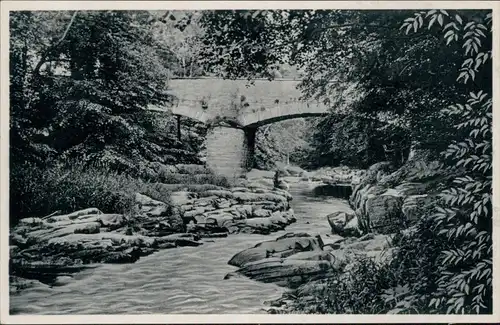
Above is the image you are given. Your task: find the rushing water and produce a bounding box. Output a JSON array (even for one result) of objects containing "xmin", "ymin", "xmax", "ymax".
[{"xmin": 10, "ymin": 181, "xmax": 352, "ymax": 315}]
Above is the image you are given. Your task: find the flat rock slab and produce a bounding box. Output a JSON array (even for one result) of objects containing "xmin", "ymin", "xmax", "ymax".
[
  {"xmin": 226, "ymin": 257, "xmax": 337, "ymax": 289},
  {"xmin": 228, "ymin": 233, "xmax": 322, "ymax": 267},
  {"xmin": 45, "ymin": 208, "xmax": 103, "ymax": 223},
  {"xmin": 156, "ymin": 233, "xmax": 202, "ymax": 247},
  {"xmin": 226, "ymin": 229, "xmax": 395, "ymax": 290}
]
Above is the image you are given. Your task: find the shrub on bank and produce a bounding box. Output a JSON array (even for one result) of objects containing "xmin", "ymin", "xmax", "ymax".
[
  {"xmin": 155, "ymin": 170, "xmax": 231, "ymax": 188},
  {"xmin": 288, "ymin": 217, "xmax": 446, "ymax": 314},
  {"xmin": 9, "ymin": 161, "xmax": 172, "ymax": 225},
  {"xmin": 9, "ymin": 158, "xmax": 233, "ymax": 226}
]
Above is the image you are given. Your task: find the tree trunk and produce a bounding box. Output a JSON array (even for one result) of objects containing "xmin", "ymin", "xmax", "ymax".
[
  {"xmin": 189, "ymin": 60, "xmax": 194, "ymax": 78},
  {"xmin": 407, "ymin": 140, "xmax": 419, "ymax": 161},
  {"xmin": 182, "ymin": 57, "xmax": 186, "ymax": 77},
  {"xmin": 176, "ymin": 115, "xmax": 181, "ymax": 141}
]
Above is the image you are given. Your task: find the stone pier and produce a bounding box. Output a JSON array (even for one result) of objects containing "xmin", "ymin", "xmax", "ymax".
[{"xmin": 206, "ymin": 126, "xmax": 256, "ymax": 179}]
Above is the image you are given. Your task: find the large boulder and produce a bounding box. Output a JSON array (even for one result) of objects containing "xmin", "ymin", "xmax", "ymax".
[
  {"xmin": 343, "ymin": 215, "xmax": 361, "ymax": 237},
  {"xmin": 326, "ymin": 212, "xmax": 358, "ymax": 236},
  {"xmin": 226, "ymin": 230, "xmax": 397, "ymax": 295},
  {"xmin": 327, "ymin": 212, "xmax": 348, "ymax": 235},
  {"xmin": 226, "ymin": 257, "xmax": 338, "ymax": 289},
  {"xmin": 362, "ymin": 192, "xmax": 403, "ymax": 234},
  {"xmin": 349, "ymin": 156, "xmax": 448, "ymax": 235},
  {"xmin": 228, "ymin": 233, "xmax": 322, "ymax": 267},
  {"xmin": 350, "ymin": 184, "xmax": 386, "ymax": 211}
]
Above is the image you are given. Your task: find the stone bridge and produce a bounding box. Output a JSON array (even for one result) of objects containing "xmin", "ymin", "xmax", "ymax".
[{"xmin": 150, "ymin": 78, "xmax": 332, "ymax": 178}]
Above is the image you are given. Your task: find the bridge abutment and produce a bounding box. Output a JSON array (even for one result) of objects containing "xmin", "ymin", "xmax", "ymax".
[{"xmin": 206, "ymin": 126, "xmax": 256, "ymax": 179}]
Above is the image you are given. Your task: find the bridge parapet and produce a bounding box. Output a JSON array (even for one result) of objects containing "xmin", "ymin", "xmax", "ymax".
[{"xmin": 151, "ymin": 78, "xmax": 330, "ymax": 126}]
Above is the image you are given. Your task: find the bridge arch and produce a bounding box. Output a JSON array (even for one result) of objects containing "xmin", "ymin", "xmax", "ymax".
[
  {"xmin": 238, "ymin": 107, "xmax": 328, "ymax": 128},
  {"xmin": 155, "ymin": 78, "xmax": 333, "ymax": 178},
  {"xmin": 207, "ymin": 111, "xmax": 329, "ymax": 179}
]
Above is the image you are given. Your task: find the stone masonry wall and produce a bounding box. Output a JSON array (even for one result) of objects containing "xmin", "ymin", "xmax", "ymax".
[{"xmin": 206, "ymin": 126, "xmax": 250, "ymax": 179}]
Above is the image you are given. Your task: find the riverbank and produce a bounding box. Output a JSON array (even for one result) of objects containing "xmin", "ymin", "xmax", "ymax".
[
  {"xmin": 9, "ymin": 171, "xmax": 298, "ymax": 291},
  {"xmin": 227, "ymin": 154, "xmax": 450, "ymax": 314},
  {"xmin": 10, "ymin": 163, "xmax": 383, "ymax": 314},
  {"xmin": 10, "ymin": 171, "xmax": 355, "ymax": 314}
]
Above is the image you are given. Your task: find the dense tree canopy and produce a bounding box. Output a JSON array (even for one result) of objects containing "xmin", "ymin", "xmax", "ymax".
[
  {"xmin": 198, "ymin": 9, "xmax": 493, "ymax": 315},
  {"xmin": 200, "ymin": 10, "xmax": 491, "ymax": 159},
  {"xmin": 10, "ymin": 10, "xmax": 206, "ymax": 172}
]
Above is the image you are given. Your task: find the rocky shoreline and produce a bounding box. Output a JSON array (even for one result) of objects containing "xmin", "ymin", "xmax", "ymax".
[
  {"xmin": 10, "ymin": 159, "xmax": 440, "ymax": 313},
  {"xmin": 222, "ymin": 157, "xmax": 445, "ymax": 314},
  {"xmin": 9, "ymin": 169, "xmax": 298, "ymax": 293}
]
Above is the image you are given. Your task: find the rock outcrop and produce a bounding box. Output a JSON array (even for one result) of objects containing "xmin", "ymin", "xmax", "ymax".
[
  {"xmin": 10, "ymin": 182, "xmax": 296, "ymax": 289},
  {"xmin": 326, "ymin": 211, "xmax": 361, "ymax": 237},
  {"xmin": 226, "ymin": 232, "xmax": 392, "ymax": 290},
  {"xmin": 179, "ymin": 186, "xmax": 296, "ymax": 236},
  {"xmin": 349, "ymin": 157, "xmax": 443, "ymax": 234},
  {"xmin": 309, "ymin": 166, "xmax": 365, "ymax": 185}
]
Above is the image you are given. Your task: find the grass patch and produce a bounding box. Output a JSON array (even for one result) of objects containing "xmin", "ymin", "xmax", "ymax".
[
  {"xmin": 10, "ymin": 159, "xmax": 233, "ymax": 226},
  {"xmin": 146, "ymin": 163, "xmax": 231, "ymax": 187},
  {"xmin": 155, "ymin": 172, "xmax": 231, "ymax": 187},
  {"xmin": 9, "ymin": 161, "xmax": 172, "ymax": 225}
]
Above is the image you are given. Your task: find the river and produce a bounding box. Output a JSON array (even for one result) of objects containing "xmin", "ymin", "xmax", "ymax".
[{"xmin": 10, "ymin": 180, "xmax": 352, "ymax": 315}]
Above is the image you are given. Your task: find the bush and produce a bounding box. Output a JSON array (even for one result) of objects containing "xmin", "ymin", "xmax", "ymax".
[
  {"xmin": 288, "ymin": 217, "xmax": 446, "ymax": 314},
  {"xmin": 157, "ymin": 172, "xmax": 231, "ymax": 187},
  {"xmin": 9, "ymin": 161, "xmax": 172, "ymax": 225},
  {"xmin": 9, "ymin": 158, "xmax": 232, "ymax": 226},
  {"xmin": 291, "ymin": 257, "xmax": 391, "ymax": 314},
  {"xmin": 153, "ymin": 183, "xmax": 226, "ymax": 193}
]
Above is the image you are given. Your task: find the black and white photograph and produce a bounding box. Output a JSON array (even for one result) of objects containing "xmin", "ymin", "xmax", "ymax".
[{"xmin": 0, "ymin": 1, "xmax": 498, "ymax": 323}]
